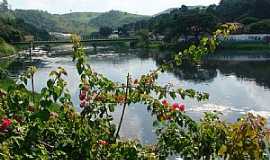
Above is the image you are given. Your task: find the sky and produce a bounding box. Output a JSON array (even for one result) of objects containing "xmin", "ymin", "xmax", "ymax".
[{"xmin": 6, "ymin": 0, "xmax": 219, "ymax": 15}]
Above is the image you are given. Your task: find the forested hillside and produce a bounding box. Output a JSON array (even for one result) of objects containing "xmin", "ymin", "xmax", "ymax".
[
  {"xmin": 0, "ymin": 12, "xmax": 50, "ymax": 42},
  {"xmin": 217, "ymin": 0, "xmax": 270, "ymax": 20},
  {"xmin": 90, "ymin": 10, "xmax": 149, "ymax": 28},
  {"xmin": 14, "ymin": 10, "xmax": 149, "ymax": 34}
]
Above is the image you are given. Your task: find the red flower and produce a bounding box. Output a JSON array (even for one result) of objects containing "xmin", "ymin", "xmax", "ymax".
[
  {"xmin": 172, "ymin": 103, "xmax": 185, "ymax": 112},
  {"xmin": 98, "ymin": 140, "xmax": 108, "ymax": 145},
  {"xmin": 80, "ymin": 101, "xmax": 86, "ymax": 108},
  {"xmin": 161, "ymin": 100, "xmax": 169, "ymax": 107},
  {"xmin": 0, "ymin": 118, "xmax": 12, "ymax": 132},
  {"xmin": 179, "ymin": 103, "xmax": 185, "ymax": 112},
  {"xmin": 134, "ymin": 79, "xmax": 139, "ymax": 84},
  {"xmin": 172, "ymin": 103, "xmax": 179, "ymax": 110},
  {"xmin": 79, "ymin": 91, "xmax": 87, "ymax": 101}
]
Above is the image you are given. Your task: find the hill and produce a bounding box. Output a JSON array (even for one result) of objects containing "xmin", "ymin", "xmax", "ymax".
[
  {"xmin": 14, "ymin": 10, "xmax": 149, "ymax": 34},
  {"xmin": 90, "ymin": 10, "xmax": 149, "ymax": 28},
  {"xmin": 0, "ymin": 11, "xmax": 50, "ymax": 42}
]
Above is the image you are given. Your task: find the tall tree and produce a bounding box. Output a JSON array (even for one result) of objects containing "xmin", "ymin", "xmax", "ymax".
[
  {"xmin": 99, "ymin": 27, "xmax": 113, "ymax": 38},
  {"xmin": 0, "ymin": 0, "xmax": 9, "ymax": 12},
  {"xmin": 254, "ymin": 0, "xmax": 270, "ymax": 18}
]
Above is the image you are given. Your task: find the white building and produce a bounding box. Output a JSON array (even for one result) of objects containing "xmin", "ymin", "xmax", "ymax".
[
  {"xmin": 220, "ymin": 34, "xmax": 270, "ymax": 42},
  {"xmin": 109, "ymin": 30, "xmax": 119, "ymax": 39},
  {"xmin": 49, "ymin": 32, "xmax": 72, "ymax": 40}
]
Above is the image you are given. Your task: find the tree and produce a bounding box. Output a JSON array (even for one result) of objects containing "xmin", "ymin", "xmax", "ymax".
[
  {"xmin": 136, "ymin": 29, "xmax": 150, "ymax": 48},
  {"xmin": 217, "ymin": 0, "xmax": 255, "ymax": 21},
  {"xmin": 0, "ymin": 0, "xmax": 9, "ymax": 12},
  {"xmin": 99, "ymin": 26, "xmax": 113, "ymax": 38},
  {"xmin": 254, "ymin": 0, "xmax": 270, "ymax": 18},
  {"xmin": 249, "ymin": 20, "xmax": 270, "ymax": 34},
  {"xmin": 180, "ymin": 5, "xmax": 188, "ymax": 12}
]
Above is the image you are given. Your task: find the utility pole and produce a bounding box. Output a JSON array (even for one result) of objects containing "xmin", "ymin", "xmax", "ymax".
[{"xmin": 29, "ymin": 41, "xmax": 33, "ymax": 61}]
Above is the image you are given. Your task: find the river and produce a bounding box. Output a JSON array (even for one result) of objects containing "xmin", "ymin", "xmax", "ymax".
[{"xmin": 8, "ymin": 45, "xmax": 270, "ymax": 144}]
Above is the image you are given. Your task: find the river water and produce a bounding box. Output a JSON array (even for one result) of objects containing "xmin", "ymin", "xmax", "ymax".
[{"xmin": 9, "ymin": 46, "xmax": 270, "ymax": 144}]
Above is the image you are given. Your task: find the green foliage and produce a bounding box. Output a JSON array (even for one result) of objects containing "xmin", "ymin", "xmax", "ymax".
[
  {"xmin": 90, "ymin": 10, "xmax": 149, "ymax": 29},
  {"xmin": 0, "ymin": 11, "xmax": 50, "ymax": 42},
  {"xmin": 137, "ymin": 29, "xmax": 150, "ymax": 48},
  {"xmin": 216, "ymin": 0, "xmax": 270, "ymax": 21},
  {"xmin": 0, "ymin": 24, "xmax": 269, "ymax": 159},
  {"xmin": 239, "ymin": 17, "xmax": 259, "ymax": 25},
  {"xmin": 99, "ymin": 27, "xmax": 113, "ymax": 38},
  {"xmin": 249, "ymin": 19, "xmax": 270, "ymax": 34},
  {"xmin": 0, "ymin": 38, "xmax": 15, "ymax": 56}
]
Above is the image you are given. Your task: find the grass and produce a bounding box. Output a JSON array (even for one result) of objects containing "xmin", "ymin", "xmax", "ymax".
[
  {"xmin": 149, "ymin": 42, "xmax": 162, "ymax": 49},
  {"xmin": 0, "ymin": 78, "xmax": 15, "ymax": 90},
  {"xmin": 0, "ymin": 39, "xmax": 16, "ymax": 57}
]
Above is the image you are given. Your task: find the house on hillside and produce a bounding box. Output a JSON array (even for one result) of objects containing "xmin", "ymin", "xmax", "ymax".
[
  {"xmin": 49, "ymin": 32, "xmax": 72, "ymax": 40},
  {"xmin": 149, "ymin": 33, "xmax": 165, "ymax": 41},
  {"xmin": 109, "ymin": 30, "xmax": 119, "ymax": 39}
]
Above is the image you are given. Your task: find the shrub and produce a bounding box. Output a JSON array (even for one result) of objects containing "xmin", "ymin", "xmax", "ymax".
[
  {"xmin": 249, "ymin": 20, "xmax": 270, "ymax": 34},
  {"xmin": 0, "ymin": 38, "xmax": 16, "ymax": 57}
]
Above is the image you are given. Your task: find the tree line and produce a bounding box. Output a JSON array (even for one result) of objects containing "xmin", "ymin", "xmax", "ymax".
[{"xmin": 118, "ymin": 0, "xmax": 270, "ymax": 44}]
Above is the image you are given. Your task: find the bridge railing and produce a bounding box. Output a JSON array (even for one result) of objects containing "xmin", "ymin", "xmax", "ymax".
[{"xmin": 11, "ymin": 38, "xmax": 138, "ymax": 45}]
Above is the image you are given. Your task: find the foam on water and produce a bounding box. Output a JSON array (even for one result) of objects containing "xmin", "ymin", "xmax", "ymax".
[
  {"xmin": 243, "ymin": 110, "xmax": 270, "ymax": 119},
  {"xmin": 189, "ymin": 103, "xmax": 270, "ymax": 120},
  {"xmin": 188, "ymin": 103, "xmax": 243, "ymax": 112}
]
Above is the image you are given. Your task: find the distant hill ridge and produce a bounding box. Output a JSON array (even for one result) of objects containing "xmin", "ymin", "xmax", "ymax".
[
  {"xmin": 154, "ymin": 6, "xmax": 208, "ymax": 16},
  {"xmin": 14, "ymin": 9, "xmax": 150, "ymax": 34}
]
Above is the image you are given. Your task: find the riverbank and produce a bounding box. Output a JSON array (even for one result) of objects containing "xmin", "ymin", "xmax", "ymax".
[
  {"xmin": 218, "ymin": 41, "xmax": 270, "ymax": 51},
  {"xmin": 0, "ymin": 57, "xmax": 16, "ymax": 90}
]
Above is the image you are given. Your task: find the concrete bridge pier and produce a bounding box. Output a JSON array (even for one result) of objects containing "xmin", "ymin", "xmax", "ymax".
[
  {"xmin": 28, "ymin": 42, "xmax": 33, "ymax": 61},
  {"xmin": 93, "ymin": 43, "xmax": 97, "ymax": 53}
]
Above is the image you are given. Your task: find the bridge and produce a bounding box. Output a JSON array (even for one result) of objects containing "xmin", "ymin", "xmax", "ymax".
[
  {"xmin": 11, "ymin": 38, "xmax": 138, "ymax": 45},
  {"xmin": 11, "ymin": 38, "xmax": 139, "ymax": 59}
]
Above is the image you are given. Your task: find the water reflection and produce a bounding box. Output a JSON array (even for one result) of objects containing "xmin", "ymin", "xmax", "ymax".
[
  {"xmin": 150, "ymin": 50, "xmax": 270, "ymax": 89},
  {"xmin": 207, "ymin": 61, "xmax": 270, "ymax": 89}
]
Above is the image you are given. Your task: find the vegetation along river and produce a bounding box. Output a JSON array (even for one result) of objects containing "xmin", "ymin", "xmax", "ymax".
[{"xmin": 8, "ymin": 45, "xmax": 270, "ymax": 144}]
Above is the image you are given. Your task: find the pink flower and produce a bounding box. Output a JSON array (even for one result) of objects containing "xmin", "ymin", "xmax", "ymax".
[
  {"xmin": 161, "ymin": 100, "xmax": 169, "ymax": 107},
  {"xmin": 98, "ymin": 140, "xmax": 108, "ymax": 145},
  {"xmin": 0, "ymin": 118, "xmax": 12, "ymax": 132},
  {"xmin": 79, "ymin": 91, "xmax": 87, "ymax": 101}
]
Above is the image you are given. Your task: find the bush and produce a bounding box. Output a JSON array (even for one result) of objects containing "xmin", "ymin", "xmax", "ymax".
[
  {"xmin": 239, "ymin": 17, "xmax": 259, "ymax": 25},
  {"xmin": 249, "ymin": 20, "xmax": 270, "ymax": 34},
  {"xmin": 0, "ymin": 38, "xmax": 16, "ymax": 57},
  {"xmin": 0, "ymin": 68, "xmax": 8, "ymax": 79}
]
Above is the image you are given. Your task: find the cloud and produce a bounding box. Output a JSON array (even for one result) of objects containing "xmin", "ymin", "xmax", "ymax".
[{"xmin": 8, "ymin": 0, "xmax": 219, "ymax": 15}]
